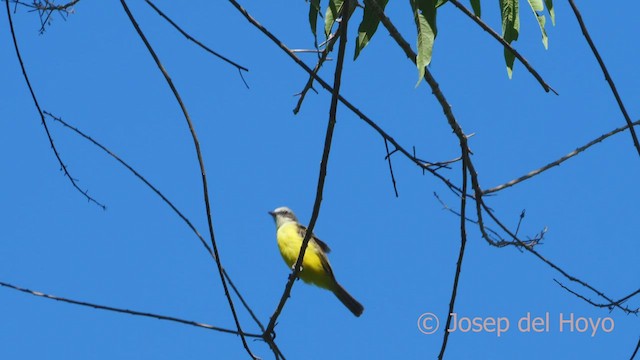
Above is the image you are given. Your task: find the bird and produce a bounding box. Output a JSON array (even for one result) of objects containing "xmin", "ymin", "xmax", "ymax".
[{"xmin": 268, "ymin": 206, "xmax": 364, "ymax": 317}]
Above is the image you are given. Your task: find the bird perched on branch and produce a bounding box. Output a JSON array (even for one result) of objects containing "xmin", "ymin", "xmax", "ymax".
[{"xmin": 269, "ymin": 206, "xmax": 364, "ymax": 317}]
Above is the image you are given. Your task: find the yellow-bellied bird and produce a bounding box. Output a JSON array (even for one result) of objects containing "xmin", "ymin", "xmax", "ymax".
[{"xmin": 269, "ymin": 207, "xmax": 364, "ymax": 317}]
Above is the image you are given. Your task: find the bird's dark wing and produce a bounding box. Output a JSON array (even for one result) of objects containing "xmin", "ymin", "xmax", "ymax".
[
  {"xmin": 298, "ymin": 224, "xmax": 331, "ymax": 253},
  {"xmin": 297, "ymin": 224, "xmax": 335, "ymax": 279}
]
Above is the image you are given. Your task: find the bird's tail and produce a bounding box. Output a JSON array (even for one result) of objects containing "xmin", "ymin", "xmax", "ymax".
[{"xmin": 333, "ymin": 282, "xmax": 364, "ymax": 317}]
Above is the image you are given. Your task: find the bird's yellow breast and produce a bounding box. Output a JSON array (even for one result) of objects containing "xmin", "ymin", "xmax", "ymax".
[{"xmin": 276, "ymin": 222, "xmax": 333, "ymax": 289}]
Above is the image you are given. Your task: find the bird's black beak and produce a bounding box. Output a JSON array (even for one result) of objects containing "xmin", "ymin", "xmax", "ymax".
[{"xmin": 268, "ymin": 211, "xmax": 275, "ymax": 217}]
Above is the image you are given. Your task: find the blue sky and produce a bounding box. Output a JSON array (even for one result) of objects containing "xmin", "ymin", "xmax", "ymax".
[{"xmin": 1, "ymin": 1, "xmax": 638, "ymax": 359}]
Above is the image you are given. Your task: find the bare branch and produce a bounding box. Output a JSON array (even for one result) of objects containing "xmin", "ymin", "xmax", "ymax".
[
  {"xmin": 482, "ymin": 202, "xmax": 634, "ymax": 314},
  {"xmin": 554, "ymin": 280, "xmax": 639, "ymax": 314},
  {"xmin": 10, "ymin": 0, "xmax": 80, "ymax": 33},
  {"xmin": 0, "ymin": 280, "xmax": 262, "ymax": 338},
  {"xmin": 5, "ymin": 0, "xmax": 105, "ymax": 209},
  {"xmin": 484, "ymin": 119, "xmax": 640, "ymax": 194},
  {"xmin": 118, "ymin": 1, "xmax": 256, "ymax": 358},
  {"xmin": 433, "ymin": 192, "xmax": 537, "ymax": 248},
  {"xmin": 384, "ymin": 139, "xmax": 399, "ymax": 197},
  {"xmin": 568, "ymin": 0, "xmax": 640, "ymax": 157},
  {"xmin": 630, "ymin": 337, "xmax": 640, "ymax": 360},
  {"xmin": 437, "ymin": 152, "xmax": 469, "ymax": 360},
  {"xmin": 144, "ymin": 0, "xmax": 250, "ymax": 88},
  {"xmin": 45, "ymin": 111, "xmax": 267, "ymax": 335}
]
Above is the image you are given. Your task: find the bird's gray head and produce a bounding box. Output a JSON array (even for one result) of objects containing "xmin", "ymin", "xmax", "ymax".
[{"xmin": 268, "ymin": 206, "xmax": 298, "ymax": 228}]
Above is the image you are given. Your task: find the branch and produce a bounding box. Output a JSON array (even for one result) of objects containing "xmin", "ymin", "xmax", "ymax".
[
  {"xmin": 45, "ymin": 111, "xmax": 266, "ymax": 334},
  {"xmin": 384, "ymin": 139, "xmax": 399, "ymax": 197},
  {"xmin": 118, "ymin": 2, "xmax": 256, "ymax": 358},
  {"xmin": 10, "ymin": 0, "xmax": 79, "ymax": 11},
  {"xmin": 433, "ymin": 192, "xmax": 538, "ymax": 248},
  {"xmin": 554, "ymin": 280, "xmax": 639, "ymax": 314},
  {"xmin": 437, "ymin": 152, "xmax": 469, "ymax": 360},
  {"xmin": 484, "ymin": 119, "xmax": 640, "ymax": 194},
  {"xmin": 482, "ymin": 202, "xmax": 635, "ymax": 314},
  {"xmin": 10, "ymin": 0, "xmax": 80, "ymax": 33},
  {"xmin": 447, "ymin": 0, "xmax": 557, "ymax": 94},
  {"xmin": 293, "ymin": 5, "xmax": 356, "ymax": 114},
  {"xmin": 0, "ymin": 280, "xmax": 262, "ymax": 338},
  {"xmin": 631, "ymin": 337, "xmax": 640, "ymax": 360},
  {"xmin": 227, "ymin": 0, "xmax": 465, "ymax": 199},
  {"xmin": 144, "ymin": 0, "xmax": 249, "ymax": 88},
  {"xmin": 264, "ymin": 0, "xmax": 350, "ymax": 339},
  {"xmin": 5, "ymin": 0, "xmax": 105, "ymax": 209},
  {"xmin": 568, "ymin": 0, "xmax": 640, "ymax": 157}
]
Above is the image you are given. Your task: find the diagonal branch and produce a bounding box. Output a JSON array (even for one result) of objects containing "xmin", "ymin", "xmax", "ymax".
[
  {"xmin": 45, "ymin": 111, "xmax": 266, "ymax": 334},
  {"xmin": 554, "ymin": 280, "xmax": 639, "ymax": 314},
  {"xmin": 630, "ymin": 337, "xmax": 640, "ymax": 360},
  {"xmin": 5, "ymin": 0, "xmax": 105, "ymax": 209},
  {"xmin": 484, "ymin": 119, "xmax": 640, "ymax": 194},
  {"xmin": 568, "ymin": 0, "xmax": 640, "ymax": 157},
  {"xmin": 264, "ymin": 0, "xmax": 350, "ymax": 339},
  {"xmin": 144, "ymin": 0, "xmax": 249, "ymax": 88},
  {"xmin": 0, "ymin": 280, "xmax": 262, "ymax": 338},
  {"xmin": 118, "ymin": 1, "xmax": 256, "ymax": 358},
  {"xmin": 447, "ymin": 0, "xmax": 557, "ymax": 94},
  {"xmin": 482, "ymin": 202, "xmax": 635, "ymax": 314}
]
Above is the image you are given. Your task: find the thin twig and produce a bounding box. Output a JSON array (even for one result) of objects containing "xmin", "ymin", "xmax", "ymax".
[
  {"xmin": 630, "ymin": 337, "xmax": 640, "ymax": 360},
  {"xmin": 384, "ymin": 138, "xmax": 399, "ymax": 197},
  {"xmin": 483, "ymin": 119, "xmax": 640, "ymax": 194},
  {"xmin": 10, "ymin": 0, "xmax": 79, "ymax": 11},
  {"xmin": 568, "ymin": 0, "xmax": 640, "ymax": 157},
  {"xmin": 11, "ymin": 0, "xmax": 80, "ymax": 33},
  {"xmin": 514, "ymin": 209, "xmax": 525, "ymax": 237},
  {"xmin": 264, "ymin": 0, "xmax": 350, "ymax": 339},
  {"xmin": 45, "ymin": 111, "xmax": 266, "ymax": 334},
  {"xmin": 437, "ymin": 153, "xmax": 469, "ymax": 360},
  {"xmin": 293, "ymin": 6, "xmax": 356, "ymax": 114},
  {"xmin": 5, "ymin": 0, "xmax": 105, "ymax": 209},
  {"xmin": 433, "ymin": 192, "xmax": 523, "ymax": 247},
  {"xmin": 483, "ymin": 202, "xmax": 635, "ymax": 314},
  {"xmin": 119, "ymin": 2, "xmax": 256, "ymax": 358},
  {"xmin": 144, "ymin": 0, "xmax": 249, "ymax": 88},
  {"xmin": 554, "ymin": 280, "xmax": 639, "ymax": 313},
  {"xmin": 0, "ymin": 280, "xmax": 262, "ymax": 338},
  {"xmin": 447, "ymin": 0, "xmax": 557, "ymax": 94}
]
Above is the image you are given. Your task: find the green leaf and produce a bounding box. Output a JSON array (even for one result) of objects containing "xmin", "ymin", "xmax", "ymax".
[
  {"xmin": 355, "ymin": 0, "xmax": 389, "ymax": 60},
  {"xmin": 324, "ymin": 0, "xmax": 357, "ymax": 38},
  {"xmin": 325, "ymin": 0, "xmax": 344, "ymax": 38},
  {"xmin": 500, "ymin": 0, "xmax": 519, "ymax": 78},
  {"xmin": 544, "ymin": 0, "xmax": 555, "ymax": 26},
  {"xmin": 436, "ymin": 0, "xmax": 448, "ymax": 7},
  {"xmin": 470, "ymin": 0, "xmax": 481, "ymax": 17},
  {"xmin": 309, "ymin": 0, "xmax": 322, "ymax": 39},
  {"xmin": 528, "ymin": 0, "xmax": 543, "ymax": 11},
  {"xmin": 527, "ymin": 0, "xmax": 548, "ymax": 49},
  {"xmin": 411, "ymin": 0, "xmax": 438, "ymax": 85}
]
